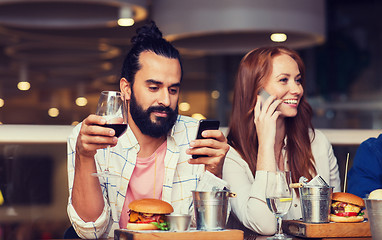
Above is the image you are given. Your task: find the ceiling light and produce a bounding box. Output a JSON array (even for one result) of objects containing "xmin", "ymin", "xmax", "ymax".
[
  {"xmin": 76, "ymin": 97, "xmax": 88, "ymax": 107},
  {"xmin": 270, "ymin": 33, "xmax": 287, "ymax": 42},
  {"xmin": 0, "ymin": 98, "xmax": 4, "ymax": 108},
  {"xmin": 118, "ymin": 18, "xmax": 134, "ymax": 27},
  {"xmin": 179, "ymin": 102, "xmax": 191, "ymax": 112},
  {"xmin": 118, "ymin": 6, "xmax": 135, "ymax": 27},
  {"xmin": 154, "ymin": 1, "xmax": 324, "ymax": 53},
  {"xmin": 18, "ymin": 81, "xmax": 31, "ymax": 91},
  {"xmin": 18, "ymin": 62, "xmax": 31, "ymax": 91},
  {"xmin": 75, "ymin": 83, "xmax": 88, "ymax": 106},
  {"xmin": 211, "ymin": 90, "xmax": 220, "ymax": 99},
  {"xmin": 48, "ymin": 107, "xmax": 59, "ymax": 118},
  {"xmin": 191, "ymin": 113, "xmax": 206, "ymax": 120}
]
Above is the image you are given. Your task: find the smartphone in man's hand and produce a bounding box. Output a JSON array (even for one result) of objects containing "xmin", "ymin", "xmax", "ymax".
[{"xmin": 192, "ymin": 119, "xmax": 220, "ymax": 159}]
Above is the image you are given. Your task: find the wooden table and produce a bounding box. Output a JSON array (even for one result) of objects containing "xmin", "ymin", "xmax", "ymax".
[
  {"xmin": 60, "ymin": 225, "xmax": 373, "ymax": 240},
  {"xmin": 254, "ymin": 236, "xmax": 371, "ymax": 240},
  {"xmin": 114, "ymin": 229, "xmax": 244, "ymax": 240},
  {"xmin": 280, "ymin": 220, "xmax": 371, "ymax": 240},
  {"xmin": 58, "ymin": 234, "xmax": 372, "ymax": 240}
]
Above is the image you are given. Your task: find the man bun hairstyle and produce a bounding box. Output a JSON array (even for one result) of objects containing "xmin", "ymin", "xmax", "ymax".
[
  {"xmin": 121, "ymin": 20, "xmax": 183, "ymax": 84},
  {"xmin": 131, "ymin": 22, "xmax": 163, "ymax": 44}
]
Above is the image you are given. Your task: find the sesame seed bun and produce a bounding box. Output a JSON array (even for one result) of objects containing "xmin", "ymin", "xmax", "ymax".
[
  {"xmin": 332, "ymin": 192, "xmax": 365, "ymax": 208},
  {"xmin": 128, "ymin": 199, "xmax": 174, "ymax": 214}
]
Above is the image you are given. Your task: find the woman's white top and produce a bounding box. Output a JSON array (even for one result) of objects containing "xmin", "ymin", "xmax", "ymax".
[{"xmin": 223, "ymin": 129, "xmax": 341, "ymax": 235}]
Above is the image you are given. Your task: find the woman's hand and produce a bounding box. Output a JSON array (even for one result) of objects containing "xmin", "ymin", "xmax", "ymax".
[{"xmin": 254, "ymin": 95, "xmax": 282, "ymax": 170}]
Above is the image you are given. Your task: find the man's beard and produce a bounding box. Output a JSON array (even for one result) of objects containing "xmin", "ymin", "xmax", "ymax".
[{"xmin": 129, "ymin": 91, "xmax": 178, "ymax": 138}]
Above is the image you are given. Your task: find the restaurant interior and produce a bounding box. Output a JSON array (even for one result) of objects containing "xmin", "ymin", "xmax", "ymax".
[{"xmin": 0, "ymin": 0, "xmax": 381, "ymax": 239}]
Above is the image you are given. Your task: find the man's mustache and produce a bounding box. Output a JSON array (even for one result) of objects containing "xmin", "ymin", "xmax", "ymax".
[{"xmin": 147, "ymin": 106, "xmax": 174, "ymax": 115}]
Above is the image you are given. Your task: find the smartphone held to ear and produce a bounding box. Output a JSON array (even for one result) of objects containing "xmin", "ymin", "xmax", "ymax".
[
  {"xmin": 258, "ymin": 89, "xmax": 271, "ymax": 108},
  {"xmin": 258, "ymin": 89, "xmax": 271, "ymax": 100},
  {"xmin": 258, "ymin": 89, "xmax": 281, "ymax": 112},
  {"xmin": 192, "ymin": 119, "xmax": 220, "ymax": 159}
]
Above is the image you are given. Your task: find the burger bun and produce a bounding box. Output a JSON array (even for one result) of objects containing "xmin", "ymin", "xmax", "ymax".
[
  {"xmin": 129, "ymin": 198, "xmax": 174, "ymax": 214},
  {"xmin": 332, "ymin": 192, "xmax": 365, "ymax": 208},
  {"xmin": 330, "ymin": 214, "xmax": 364, "ymax": 223},
  {"xmin": 126, "ymin": 222, "xmax": 158, "ymax": 231},
  {"xmin": 369, "ymin": 189, "xmax": 382, "ymax": 199}
]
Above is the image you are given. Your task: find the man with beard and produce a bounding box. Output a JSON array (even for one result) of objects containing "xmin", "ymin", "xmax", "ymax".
[{"xmin": 66, "ymin": 21, "xmax": 230, "ymax": 239}]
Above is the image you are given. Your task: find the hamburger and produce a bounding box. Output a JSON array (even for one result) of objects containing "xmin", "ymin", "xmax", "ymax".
[
  {"xmin": 330, "ymin": 192, "xmax": 365, "ymax": 223},
  {"xmin": 126, "ymin": 198, "xmax": 174, "ymax": 230}
]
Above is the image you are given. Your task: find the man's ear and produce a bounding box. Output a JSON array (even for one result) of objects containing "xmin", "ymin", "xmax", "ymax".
[{"xmin": 120, "ymin": 78, "xmax": 131, "ymax": 101}]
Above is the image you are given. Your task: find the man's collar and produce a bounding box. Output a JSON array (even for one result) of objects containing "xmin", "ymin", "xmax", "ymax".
[{"xmin": 119, "ymin": 125, "xmax": 139, "ymax": 150}]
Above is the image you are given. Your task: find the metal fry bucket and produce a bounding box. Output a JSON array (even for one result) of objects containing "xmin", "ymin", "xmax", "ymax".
[
  {"xmin": 365, "ymin": 199, "xmax": 382, "ymax": 240},
  {"xmin": 299, "ymin": 186, "xmax": 333, "ymax": 223},
  {"xmin": 192, "ymin": 190, "xmax": 236, "ymax": 231}
]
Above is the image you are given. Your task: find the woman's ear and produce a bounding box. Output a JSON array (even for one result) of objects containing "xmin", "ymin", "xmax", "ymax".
[{"xmin": 120, "ymin": 78, "xmax": 131, "ymax": 101}]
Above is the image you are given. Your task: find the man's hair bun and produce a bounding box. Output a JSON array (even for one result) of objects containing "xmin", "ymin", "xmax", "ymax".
[
  {"xmin": 121, "ymin": 20, "xmax": 181, "ymax": 84},
  {"xmin": 131, "ymin": 21, "xmax": 163, "ymax": 45}
]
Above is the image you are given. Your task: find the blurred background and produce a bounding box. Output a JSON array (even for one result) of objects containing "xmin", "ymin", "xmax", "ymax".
[
  {"xmin": 1, "ymin": 0, "xmax": 380, "ymax": 128},
  {"xmin": 0, "ymin": 0, "xmax": 381, "ymax": 239}
]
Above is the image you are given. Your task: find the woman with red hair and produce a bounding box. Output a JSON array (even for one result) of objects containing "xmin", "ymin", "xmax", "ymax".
[{"xmin": 223, "ymin": 46, "xmax": 341, "ymax": 235}]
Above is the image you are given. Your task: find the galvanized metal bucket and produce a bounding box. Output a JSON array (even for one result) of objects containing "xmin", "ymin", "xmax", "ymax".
[
  {"xmin": 365, "ymin": 199, "xmax": 382, "ymax": 240},
  {"xmin": 299, "ymin": 186, "xmax": 333, "ymax": 223},
  {"xmin": 192, "ymin": 190, "xmax": 236, "ymax": 231}
]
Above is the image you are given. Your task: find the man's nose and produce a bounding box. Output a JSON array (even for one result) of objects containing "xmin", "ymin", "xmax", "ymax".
[{"xmin": 158, "ymin": 89, "xmax": 171, "ymax": 106}]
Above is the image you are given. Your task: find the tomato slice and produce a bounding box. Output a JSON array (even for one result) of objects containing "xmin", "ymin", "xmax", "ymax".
[
  {"xmin": 335, "ymin": 212, "xmax": 358, "ymax": 217},
  {"xmin": 137, "ymin": 219, "xmax": 156, "ymax": 223}
]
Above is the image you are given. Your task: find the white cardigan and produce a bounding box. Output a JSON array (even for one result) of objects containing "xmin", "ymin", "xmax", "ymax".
[{"xmin": 223, "ymin": 129, "xmax": 341, "ymax": 235}]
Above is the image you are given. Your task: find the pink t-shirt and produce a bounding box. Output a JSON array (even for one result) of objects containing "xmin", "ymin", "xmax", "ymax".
[{"xmin": 119, "ymin": 141, "xmax": 167, "ymax": 229}]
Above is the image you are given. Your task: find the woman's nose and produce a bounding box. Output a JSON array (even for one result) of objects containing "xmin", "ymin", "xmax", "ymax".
[{"xmin": 290, "ymin": 82, "xmax": 303, "ymax": 95}]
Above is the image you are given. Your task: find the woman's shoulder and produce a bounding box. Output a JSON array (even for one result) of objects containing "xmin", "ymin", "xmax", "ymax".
[{"xmin": 310, "ymin": 129, "xmax": 331, "ymax": 145}]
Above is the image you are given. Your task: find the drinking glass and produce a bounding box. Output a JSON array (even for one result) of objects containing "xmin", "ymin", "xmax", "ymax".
[
  {"xmin": 265, "ymin": 171, "xmax": 293, "ymax": 240},
  {"xmin": 91, "ymin": 91, "xmax": 127, "ymax": 178}
]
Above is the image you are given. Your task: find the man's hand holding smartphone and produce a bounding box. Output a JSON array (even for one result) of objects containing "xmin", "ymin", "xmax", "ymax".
[
  {"xmin": 186, "ymin": 119, "xmax": 229, "ymax": 178},
  {"xmin": 192, "ymin": 119, "xmax": 220, "ymax": 159}
]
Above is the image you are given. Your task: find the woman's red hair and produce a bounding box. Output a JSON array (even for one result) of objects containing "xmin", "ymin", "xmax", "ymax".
[{"xmin": 227, "ymin": 46, "xmax": 316, "ymax": 192}]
